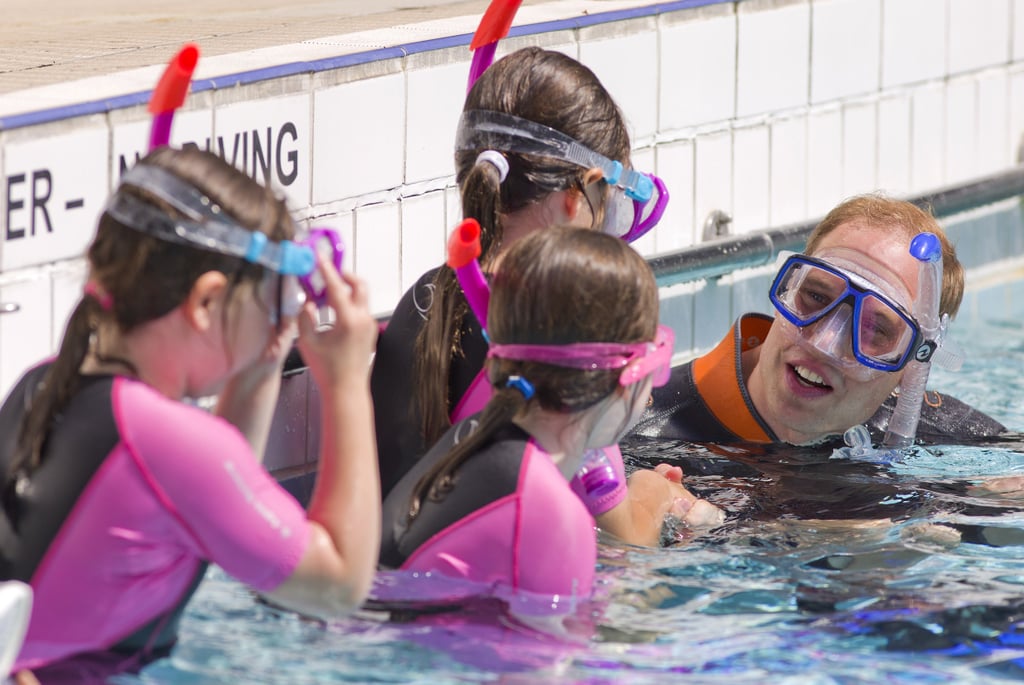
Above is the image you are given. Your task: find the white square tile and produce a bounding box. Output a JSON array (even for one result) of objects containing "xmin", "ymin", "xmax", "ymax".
[
  {"xmin": 694, "ymin": 131, "xmax": 733, "ymax": 242},
  {"xmin": 110, "ymin": 109, "xmax": 213, "ymax": 187},
  {"xmin": 807, "ymin": 107, "xmax": 843, "ymax": 218},
  {"xmin": 400, "ymin": 192, "xmax": 447, "ymax": 292},
  {"xmin": 313, "ymin": 73, "xmax": 405, "ymax": 204},
  {"xmin": 580, "ymin": 31, "xmax": 660, "ymax": 141},
  {"xmin": 659, "ymin": 13, "xmax": 737, "ymax": 130},
  {"xmin": 444, "ymin": 185, "xmax": 462, "ymax": 227},
  {"xmin": 51, "ymin": 260, "xmax": 87, "ymax": 350},
  {"xmin": 736, "ymin": 2, "xmax": 811, "ymax": 118},
  {"xmin": 214, "ymin": 94, "xmax": 312, "ymax": 211},
  {"xmin": 353, "ymin": 202, "xmax": 402, "ymax": 316},
  {"xmin": 810, "ymin": 0, "xmax": 882, "ymax": 103},
  {"xmin": 0, "ymin": 272, "xmax": 53, "ymax": 401},
  {"xmin": 769, "ymin": 115, "xmax": 808, "ymax": 226},
  {"xmin": 652, "ymin": 139, "xmax": 696, "ymax": 253},
  {"xmin": 1010, "ymin": 69, "xmax": 1024, "ymax": 161},
  {"xmin": 732, "ymin": 125, "xmax": 770, "ymax": 234},
  {"xmin": 842, "ymin": 101, "xmax": 878, "ymax": 197},
  {"xmin": 909, "ymin": 84, "xmax": 947, "ymax": 192},
  {"xmin": 406, "ymin": 62, "xmax": 465, "ymax": 184},
  {"xmin": 3, "ymin": 127, "xmax": 108, "ymax": 271},
  {"xmin": 1015, "ymin": 0, "xmax": 1024, "ymax": 61},
  {"xmin": 882, "ymin": 0, "xmax": 947, "ymax": 88},
  {"xmin": 948, "ymin": 0, "xmax": 1011, "ymax": 75},
  {"xmin": 944, "ymin": 77, "xmax": 978, "ymax": 185},
  {"xmin": 877, "ymin": 95, "xmax": 912, "ymax": 196},
  {"xmin": 977, "ymin": 71, "xmax": 1012, "ymax": 173}
]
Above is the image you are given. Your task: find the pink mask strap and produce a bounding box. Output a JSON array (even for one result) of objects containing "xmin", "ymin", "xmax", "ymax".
[{"xmin": 84, "ymin": 282, "xmax": 113, "ymax": 311}]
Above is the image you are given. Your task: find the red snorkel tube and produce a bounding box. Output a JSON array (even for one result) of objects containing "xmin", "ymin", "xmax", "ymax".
[
  {"xmin": 467, "ymin": 0, "xmax": 523, "ymax": 91},
  {"xmin": 148, "ymin": 43, "xmax": 200, "ymax": 151},
  {"xmin": 447, "ymin": 219, "xmax": 491, "ymax": 332}
]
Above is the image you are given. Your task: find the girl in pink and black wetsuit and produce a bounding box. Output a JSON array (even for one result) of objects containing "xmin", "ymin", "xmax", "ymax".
[
  {"xmin": 381, "ymin": 228, "xmax": 698, "ymax": 606},
  {"xmin": 0, "ymin": 147, "xmax": 380, "ymax": 682},
  {"xmin": 371, "ymin": 47, "xmax": 707, "ymax": 546}
]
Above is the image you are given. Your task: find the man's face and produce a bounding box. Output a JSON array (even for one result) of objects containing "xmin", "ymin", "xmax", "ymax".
[{"xmin": 747, "ymin": 220, "xmax": 921, "ymax": 444}]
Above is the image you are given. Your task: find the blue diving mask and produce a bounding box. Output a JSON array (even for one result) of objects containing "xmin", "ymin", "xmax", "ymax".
[{"xmin": 455, "ymin": 110, "xmax": 669, "ymax": 243}]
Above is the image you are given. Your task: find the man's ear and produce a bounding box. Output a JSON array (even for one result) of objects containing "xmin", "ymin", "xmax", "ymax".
[{"xmin": 182, "ymin": 271, "xmax": 229, "ymax": 333}]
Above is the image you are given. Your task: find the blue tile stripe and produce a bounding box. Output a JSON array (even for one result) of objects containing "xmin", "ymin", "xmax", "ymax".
[{"xmin": 0, "ymin": 0, "xmax": 727, "ymax": 131}]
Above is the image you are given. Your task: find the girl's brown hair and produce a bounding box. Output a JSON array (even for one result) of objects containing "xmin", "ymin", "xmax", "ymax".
[
  {"xmin": 407, "ymin": 227, "xmax": 658, "ymax": 519},
  {"xmin": 414, "ymin": 46, "xmax": 632, "ymax": 447},
  {"xmin": 8, "ymin": 146, "xmax": 295, "ymax": 485}
]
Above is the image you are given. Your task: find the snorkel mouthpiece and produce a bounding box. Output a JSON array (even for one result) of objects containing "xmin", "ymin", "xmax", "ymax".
[{"xmin": 447, "ymin": 219, "xmax": 491, "ymax": 332}]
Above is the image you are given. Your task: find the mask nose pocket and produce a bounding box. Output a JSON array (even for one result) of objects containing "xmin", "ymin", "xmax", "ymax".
[{"xmin": 803, "ymin": 304, "xmax": 854, "ymax": 360}]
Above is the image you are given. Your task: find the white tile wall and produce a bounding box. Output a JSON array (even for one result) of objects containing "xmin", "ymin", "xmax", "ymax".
[
  {"xmin": 947, "ymin": 0, "xmax": 1011, "ymax": 75},
  {"xmin": 659, "ymin": 12, "xmax": 737, "ymax": 130},
  {"xmin": 910, "ymin": 84, "xmax": 947, "ymax": 193},
  {"xmin": 580, "ymin": 30, "xmax": 660, "ymax": 142},
  {"xmin": 2, "ymin": 127, "xmax": 108, "ymax": 271},
  {"xmin": 312, "ymin": 73, "xmax": 405, "ymax": 204},
  {"xmin": 0, "ymin": 271, "xmax": 53, "ymax": 400},
  {"xmin": 654, "ymin": 139, "xmax": 696, "ymax": 252},
  {"xmin": 215, "ymin": 94, "xmax": 312, "ymax": 210},
  {"xmin": 50, "ymin": 260, "xmax": 87, "ymax": 350},
  {"xmin": 977, "ymin": 71, "xmax": 1012, "ymax": 172},
  {"xmin": 842, "ymin": 101, "xmax": 878, "ymax": 196},
  {"xmin": 769, "ymin": 115, "xmax": 808, "ymax": 227},
  {"xmin": 400, "ymin": 191, "xmax": 447, "ymax": 292},
  {"xmin": 736, "ymin": 1, "xmax": 811, "ymax": 118},
  {"xmin": 405, "ymin": 62, "xmax": 466, "ymax": 184},
  {"xmin": 881, "ymin": 0, "xmax": 947, "ymax": 88},
  {"xmin": 444, "ymin": 185, "xmax": 463, "ymax": 228},
  {"xmin": 694, "ymin": 130, "xmax": 733, "ymax": 241},
  {"xmin": 806, "ymin": 107, "xmax": 843, "ymax": 217},
  {"xmin": 876, "ymin": 94, "xmax": 912, "ymax": 196},
  {"xmin": 110, "ymin": 109, "xmax": 214, "ymax": 185},
  {"xmin": 944, "ymin": 76, "xmax": 978, "ymax": 185},
  {"xmin": 732, "ymin": 125, "xmax": 770, "ymax": 234},
  {"xmin": 1010, "ymin": 68, "xmax": 1024, "ymax": 161},
  {"xmin": 353, "ymin": 202, "xmax": 402, "ymax": 315},
  {"xmin": 810, "ymin": 0, "xmax": 881, "ymax": 104},
  {"xmin": 1015, "ymin": 0, "xmax": 1024, "ymax": 62}
]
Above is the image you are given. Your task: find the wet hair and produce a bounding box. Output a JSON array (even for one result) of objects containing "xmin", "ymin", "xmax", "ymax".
[
  {"xmin": 805, "ymin": 194, "xmax": 964, "ymax": 319},
  {"xmin": 414, "ymin": 46, "xmax": 632, "ymax": 447},
  {"xmin": 407, "ymin": 227, "xmax": 658, "ymax": 519},
  {"xmin": 8, "ymin": 146, "xmax": 295, "ymax": 485}
]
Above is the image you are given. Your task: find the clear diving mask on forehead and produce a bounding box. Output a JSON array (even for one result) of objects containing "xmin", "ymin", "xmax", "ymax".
[
  {"xmin": 455, "ymin": 109, "xmax": 669, "ymax": 243},
  {"xmin": 105, "ymin": 164, "xmax": 345, "ymax": 323}
]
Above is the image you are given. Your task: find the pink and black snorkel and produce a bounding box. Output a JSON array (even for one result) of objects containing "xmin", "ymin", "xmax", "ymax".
[
  {"xmin": 467, "ymin": 0, "xmax": 523, "ymax": 91},
  {"xmin": 447, "ymin": 218, "xmax": 491, "ymax": 334},
  {"xmin": 147, "ymin": 43, "xmax": 200, "ymax": 151}
]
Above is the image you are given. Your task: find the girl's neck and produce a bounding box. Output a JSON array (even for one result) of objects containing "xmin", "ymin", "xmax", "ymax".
[
  {"xmin": 81, "ymin": 319, "xmax": 187, "ymax": 400},
  {"xmin": 512, "ymin": 409, "xmax": 589, "ymax": 480}
]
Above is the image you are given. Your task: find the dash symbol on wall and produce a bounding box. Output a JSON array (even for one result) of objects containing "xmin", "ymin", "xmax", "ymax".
[{"xmin": 65, "ymin": 199, "xmax": 84, "ymax": 210}]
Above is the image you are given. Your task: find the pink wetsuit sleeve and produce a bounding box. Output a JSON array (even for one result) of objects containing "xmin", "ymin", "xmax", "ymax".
[
  {"xmin": 569, "ymin": 443, "xmax": 627, "ymax": 517},
  {"xmin": 115, "ymin": 380, "xmax": 310, "ymax": 592}
]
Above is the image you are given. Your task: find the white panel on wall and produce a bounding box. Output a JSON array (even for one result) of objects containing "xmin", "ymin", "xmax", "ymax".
[
  {"xmin": 881, "ymin": 0, "xmax": 947, "ymax": 88},
  {"xmin": 877, "ymin": 95, "xmax": 912, "ymax": 196},
  {"xmin": 580, "ymin": 31, "xmax": 659, "ymax": 141},
  {"xmin": 810, "ymin": 0, "xmax": 881, "ymax": 104},
  {"xmin": 653, "ymin": 139, "xmax": 696, "ymax": 253},
  {"xmin": 736, "ymin": 1, "xmax": 811, "ymax": 118},
  {"xmin": 659, "ymin": 12, "xmax": 737, "ymax": 130},
  {"xmin": 353, "ymin": 202, "xmax": 402, "ymax": 316},
  {"xmin": 444, "ymin": 185, "xmax": 462, "ymax": 228},
  {"xmin": 948, "ymin": 0, "xmax": 1011, "ymax": 75},
  {"xmin": 110, "ymin": 110, "xmax": 213, "ymax": 186},
  {"xmin": 1015, "ymin": 0, "xmax": 1024, "ymax": 61},
  {"xmin": 628, "ymin": 147, "xmax": 659, "ymax": 257},
  {"xmin": 313, "ymin": 73, "xmax": 405, "ymax": 204},
  {"xmin": 399, "ymin": 191, "xmax": 446, "ymax": 292},
  {"xmin": 2, "ymin": 127, "xmax": 108, "ymax": 271},
  {"xmin": 215, "ymin": 94, "xmax": 312, "ymax": 211},
  {"xmin": 694, "ymin": 130, "xmax": 733, "ymax": 242},
  {"xmin": 732, "ymin": 125, "xmax": 770, "ymax": 234},
  {"xmin": 0, "ymin": 272, "xmax": 53, "ymax": 401},
  {"xmin": 769, "ymin": 115, "xmax": 808, "ymax": 226},
  {"xmin": 909, "ymin": 84, "xmax": 946, "ymax": 193},
  {"xmin": 806, "ymin": 107, "xmax": 842, "ymax": 218},
  {"xmin": 51, "ymin": 260, "xmax": 87, "ymax": 350},
  {"xmin": 977, "ymin": 71, "xmax": 1011, "ymax": 172},
  {"xmin": 842, "ymin": 101, "xmax": 878, "ymax": 197},
  {"xmin": 406, "ymin": 62, "xmax": 465, "ymax": 184},
  {"xmin": 1010, "ymin": 68, "xmax": 1024, "ymax": 162},
  {"xmin": 944, "ymin": 77, "xmax": 978, "ymax": 185}
]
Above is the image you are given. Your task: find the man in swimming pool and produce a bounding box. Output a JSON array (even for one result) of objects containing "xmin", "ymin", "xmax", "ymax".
[{"xmin": 631, "ymin": 194, "xmax": 1005, "ymax": 446}]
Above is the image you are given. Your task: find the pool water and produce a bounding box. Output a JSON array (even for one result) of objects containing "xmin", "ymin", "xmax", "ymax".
[{"xmin": 114, "ymin": 284, "xmax": 1024, "ymax": 684}]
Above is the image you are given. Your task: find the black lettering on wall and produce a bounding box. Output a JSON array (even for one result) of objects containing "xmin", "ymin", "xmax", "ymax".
[
  {"xmin": 276, "ymin": 122, "xmax": 298, "ymax": 187},
  {"xmin": 31, "ymin": 170, "xmax": 54, "ymax": 235},
  {"xmin": 6, "ymin": 173, "xmax": 25, "ymax": 240}
]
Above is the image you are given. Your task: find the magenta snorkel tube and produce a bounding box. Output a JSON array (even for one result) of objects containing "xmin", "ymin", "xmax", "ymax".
[
  {"xmin": 467, "ymin": 0, "xmax": 523, "ymax": 92},
  {"xmin": 147, "ymin": 43, "xmax": 200, "ymax": 151},
  {"xmin": 447, "ymin": 219, "xmax": 491, "ymax": 333}
]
